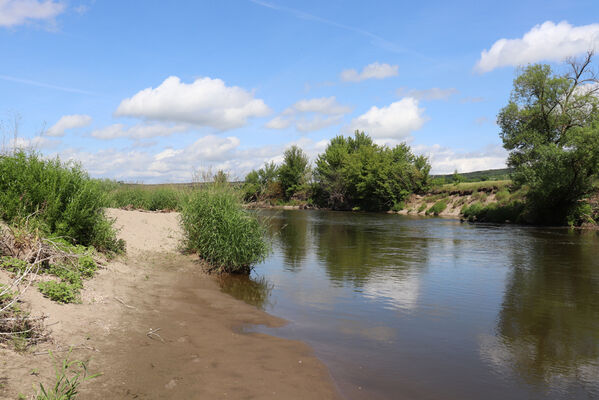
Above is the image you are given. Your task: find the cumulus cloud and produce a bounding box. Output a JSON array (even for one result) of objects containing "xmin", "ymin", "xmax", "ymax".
[
  {"xmin": 414, "ymin": 144, "xmax": 508, "ymax": 174},
  {"xmin": 266, "ymin": 96, "xmax": 351, "ymax": 132},
  {"xmin": 115, "ymin": 76, "xmax": 271, "ymax": 131},
  {"xmin": 91, "ymin": 123, "xmax": 187, "ymax": 140},
  {"xmin": 0, "ymin": 0, "xmax": 65, "ymax": 27},
  {"xmin": 475, "ymin": 21, "xmax": 599, "ymax": 73},
  {"xmin": 350, "ymin": 98, "xmax": 426, "ymax": 140},
  {"xmin": 4, "ymin": 136, "xmax": 60, "ymax": 152},
  {"xmin": 46, "ymin": 114, "xmax": 91, "ymax": 137},
  {"xmin": 396, "ymin": 87, "xmax": 458, "ymax": 101},
  {"xmin": 57, "ymin": 134, "xmax": 328, "ymax": 183},
  {"xmin": 340, "ymin": 62, "xmax": 398, "ymax": 82}
]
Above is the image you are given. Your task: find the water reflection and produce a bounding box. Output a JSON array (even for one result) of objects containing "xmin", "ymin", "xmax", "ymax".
[
  {"xmin": 484, "ymin": 229, "xmax": 599, "ymax": 394},
  {"xmin": 235, "ymin": 210, "xmax": 599, "ymax": 399},
  {"xmin": 267, "ymin": 211, "xmax": 309, "ymax": 270},
  {"xmin": 216, "ymin": 274, "xmax": 273, "ymax": 310}
]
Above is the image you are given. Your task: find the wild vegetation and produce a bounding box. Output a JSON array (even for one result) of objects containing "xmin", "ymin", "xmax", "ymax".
[
  {"xmin": 243, "ymin": 131, "xmax": 431, "ymax": 211},
  {"xmin": 0, "ymin": 151, "xmax": 123, "ymax": 253},
  {"xmin": 494, "ymin": 52, "xmax": 599, "ymax": 225},
  {"xmin": 180, "ymin": 180, "xmax": 270, "ymax": 274}
]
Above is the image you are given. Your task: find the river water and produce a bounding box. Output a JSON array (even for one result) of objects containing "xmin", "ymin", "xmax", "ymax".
[{"xmin": 219, "ymin": 210, "xmax": 599, "ymax": 400}]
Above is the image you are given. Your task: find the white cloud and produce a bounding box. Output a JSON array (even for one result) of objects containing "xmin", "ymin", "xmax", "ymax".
[
  {"xmin": 57, "ymin": 135, "xmax": 329, "ymax": 183},
  {"xmin": 91, "ymin": 123, "xmax": 187, "ymax": 140},
  {"xmin": 475, "ymin": 21, "xmax": 599, "ymax": 73},
  {"xmin": 266, "ymin": 96, "xmax": 351, "ymax": 132},
  {"xmin": 265, "ymin": 116, "xmax": 291, "ymax": 130},
  {"xmin": 0, "ymin": 0, "xmax": 65, "ymax": 27},
  {"xmin": 414, "ymin": 144, "xmax": 508, "ymax": 174},
  {"xmin": 396, "ymin": 87, "xmax": 458, "ymax": 101},
  {"xmin": 115, "ymin": 76, "xmax": 271, "ymax": 131},
  {"xmin": 341, "ymin": 62, "xmax": 399, "ymax": 82},
  {"xmin": 2, "ymin": 135, "xmax": 60, "ymax": 152},
  {"xmin": 46, "ymin": 114, "xmax": 91, "ymax": 137},
  {"xmin": 350, "ymin": 98, "xmax": 426, "ymax": 140}
]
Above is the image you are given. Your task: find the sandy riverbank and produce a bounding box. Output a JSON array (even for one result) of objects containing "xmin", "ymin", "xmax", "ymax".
[{"xmin": 1, "ymin": 209, "xmax": 340, "ymax": 399}]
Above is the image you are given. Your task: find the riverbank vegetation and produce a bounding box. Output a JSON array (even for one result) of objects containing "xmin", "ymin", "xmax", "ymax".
[
  {"xmin": 180, "ymin": 181, "xmax": 270, "ymax": 274},
  {"xmin": 243, "ymin": 131, "xmax": 431, "ymax": 211}
]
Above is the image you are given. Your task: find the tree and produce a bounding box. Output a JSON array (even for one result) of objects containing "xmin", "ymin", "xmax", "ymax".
[
  {"xmin": 498, "ymin": 51, "xmax": 599, "ymax": 224},
  {"xmin": 278, "ymin": 145, "xmax": 310, "ymax": 200},
  {"xmin": 315, "ymin": 131, "xmax": 431, "ymax": 211}
]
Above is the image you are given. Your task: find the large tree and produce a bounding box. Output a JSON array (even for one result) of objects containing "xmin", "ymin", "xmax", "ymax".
[
  {"xmin": 498, "ymin": 52, "xmax": 599, "ymax": 224},
  {"xmin": 315, "ymin": 131, "xmax": 430, "ymax": 211},
  {"xmin": 278, "ymin": 145, "xmax": 310, "ymax": 200}
]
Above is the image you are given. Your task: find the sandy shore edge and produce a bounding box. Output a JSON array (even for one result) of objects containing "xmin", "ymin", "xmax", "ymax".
[{"xmin": 0, "ymin": 208, "xmax": 340, "ymax": 399}]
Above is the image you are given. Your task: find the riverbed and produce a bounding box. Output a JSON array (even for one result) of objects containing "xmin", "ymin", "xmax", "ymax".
[{"xmin": 221, "ymin": 210, "xmax": 599, "ymax": 400}]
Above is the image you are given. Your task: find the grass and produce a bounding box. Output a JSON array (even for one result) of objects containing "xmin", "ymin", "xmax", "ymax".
[
  {"xmin": 102, "ymin": 183, "xmax": 192, "ymax": 211},
  {"xmin": 434, "ymin": 180, "xmax": 512, "ymax": 195},
  {"xmin": 36, "ymin": 348, "xmax": 100, "ymax": 400},
  {"xmin": 180, "ymin": 184, "xmax": 270, "ymax": 274},
  {"xmin": 462, "ymin": 201, "xmax": 525, "ymax": 223},
  {"xmin": 426, "ymin": 200, "xmax": 448, "ymax": 216},
  {"xmin": 0, "ymin": 151, "xmax": 123, "ymax": 253}
]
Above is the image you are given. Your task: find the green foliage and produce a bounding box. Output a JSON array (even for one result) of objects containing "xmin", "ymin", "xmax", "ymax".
[
  {"xmin": 417, "ymin": 203, "xmax": 427, "ymax": 213},
  {"xmin": 498, "ymin": 54, "xmax": 599, "ymax": 225},
  {"xmin": 391, "ymin": 201, "xmax": 405, "ymax": 212},
  {"xmin": 104, "ymin": 184, "xmax": 188, "ymax": 211},
  {"xmin": 180, "ymin": 186, "xmax": 270, "ymax": 273},
  {"xmin": 426, "ymin": 200, "xmax": 447, "ymax": 216},
  {"xmin": 495, "ymin": 189, "xmax": 511, "ymax": 203},
  {"xmin": 462, "ymin": 201, "xmax": 525, "ymax": 223},
  {"xmin": 452, "ymin": 170, "xmax": 464, "ymax": 184},
  {"xmin": 38, "ymin": 281, "xmax": 79, "ymax": 304},
  {"xmin": 242, "ymin": 162, "xmax": 281, "ymax": 202},
  {"xmin": 0, "ymin": 256, "xmax": 28, "ymax": 275},
  {"xmin": 278, "ymin": 146, "xmax": 310, "ymax": 200},
  {"xmin": 0, "ymin": 151, "xmax": 122, "ymax": 253},
  {"xmin": 315, "ymin": 131, "xmax": 431, "ymax": 211},
  {"xmin": 37, "ymin": 349, "xmax": 100, "ymax": 400}
]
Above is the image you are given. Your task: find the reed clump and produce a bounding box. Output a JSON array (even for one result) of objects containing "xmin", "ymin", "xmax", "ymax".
[{"xmin": 180, "ymin": 184, "xmax": 270, "ymax": 274}]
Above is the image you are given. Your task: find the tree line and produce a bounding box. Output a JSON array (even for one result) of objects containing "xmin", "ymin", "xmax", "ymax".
[{"xmin": 243, "ymin": 131, "xmax": 431, "ymax": 212}]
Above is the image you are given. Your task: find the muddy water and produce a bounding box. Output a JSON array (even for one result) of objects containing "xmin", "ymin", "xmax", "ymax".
[{"xmin": 220, "ymin": 210, "xmax": 599, "ymax": 400}]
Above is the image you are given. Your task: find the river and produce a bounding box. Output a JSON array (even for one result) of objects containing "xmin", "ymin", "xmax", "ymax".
[{"xmin": 219, "ymin": 210, "xmax": 599, "ymax": 400}]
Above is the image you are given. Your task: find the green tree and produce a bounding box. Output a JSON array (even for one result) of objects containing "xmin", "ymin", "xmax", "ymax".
[
  {"xmin": 278, "ymin": 145, "xmax": 310, "ymax": 200},
  {"xmin": 498, "ymin": 52, "xmax": 599, "ymax": 224},
  {"xmin": 315, "ymin": 131, "xmax": 430, "ymax": 211}
]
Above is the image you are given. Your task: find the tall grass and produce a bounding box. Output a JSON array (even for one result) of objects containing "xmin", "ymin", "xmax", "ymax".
[
  {"xmin": 180, "ymin": 185, "xmax": 270, "ymax": 274},
  {"xmin": 0, "ymin": 151, "xmax": 123, "ymax": 253},
  {"xmin": 103, "ymin": 184, "xmax": 189, "ymax": 211}
]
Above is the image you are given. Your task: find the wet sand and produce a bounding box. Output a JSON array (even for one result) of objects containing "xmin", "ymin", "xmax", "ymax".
[{"xmin": 0, "ymin": 209, "xmax": 340, "ymax": 399}]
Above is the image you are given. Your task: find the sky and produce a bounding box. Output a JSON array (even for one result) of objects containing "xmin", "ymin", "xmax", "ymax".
[{"xmin": 1, "ymin": 0, "xmax": 599, "ymax": 183}]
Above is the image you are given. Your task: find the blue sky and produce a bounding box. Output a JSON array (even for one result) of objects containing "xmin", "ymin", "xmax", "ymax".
[{"xmin": 1, "ymin": 0, "xmax": 599, "ymax": 182}]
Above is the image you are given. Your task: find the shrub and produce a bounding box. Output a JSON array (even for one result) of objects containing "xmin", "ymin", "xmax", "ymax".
[
  {"xmin": 495, "ymin": 189, "xmax": 510, "ymax": 203},
  {"xmin": 0, "ymin": 151, "xmax": 122, "ymax": 253},
  {"xmin": 426, "ymin": 200, "xmax": 447, "ymax": 216},
  {"xmin": 462, "ymin": 201, "xmax": 525, "ymax": 223},
  {"xmin": 417, "ymin": 203, "xmax": 427, "ymax": 213},
  {"xmin": 38, "ymin": 281, "xmax": 79, "ymax": 303},
  {"xmin": 180, "ymin": 187, "xmax": 270, "ymax": 274}
]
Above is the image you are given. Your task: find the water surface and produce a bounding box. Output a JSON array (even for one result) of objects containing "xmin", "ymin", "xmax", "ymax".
[{"xmin": 220, "ymin": 210, "xmax": 599, "ymax": 400}]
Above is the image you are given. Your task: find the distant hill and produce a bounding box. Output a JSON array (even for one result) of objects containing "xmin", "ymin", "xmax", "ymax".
[{"xmin": 432, "ymin": 168, "xmax": 512, "ymax": 182}]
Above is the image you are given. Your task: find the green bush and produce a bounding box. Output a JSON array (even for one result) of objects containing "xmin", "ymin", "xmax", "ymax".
[
  {"xmin": 38, "ymin": 281, "xmax": 79, "ymax": 304},
  {"xmin": 495, "ymin": 189, "xmax": 510, "ymax": 203},
  {"xmin": 417, "ymin": 203, "xmax": 427, "ymax": 213},
  {"xmin": 462, "ymin": 201, "xmax": 525, "ymax": 223},
  {"xmin": 180, "ymin": 186, "xmax": 270, "ymax": 274},
  {"xmin": 104, "ymin": 185, "xmax": 187, "ymax": 211},
  {"xmin": 426, "ymin": 200, "xmax": 447, "ymax": 216},
  {"xmin": 0, "ymin": 151, "xmax": 122, "ymax": 253}
]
